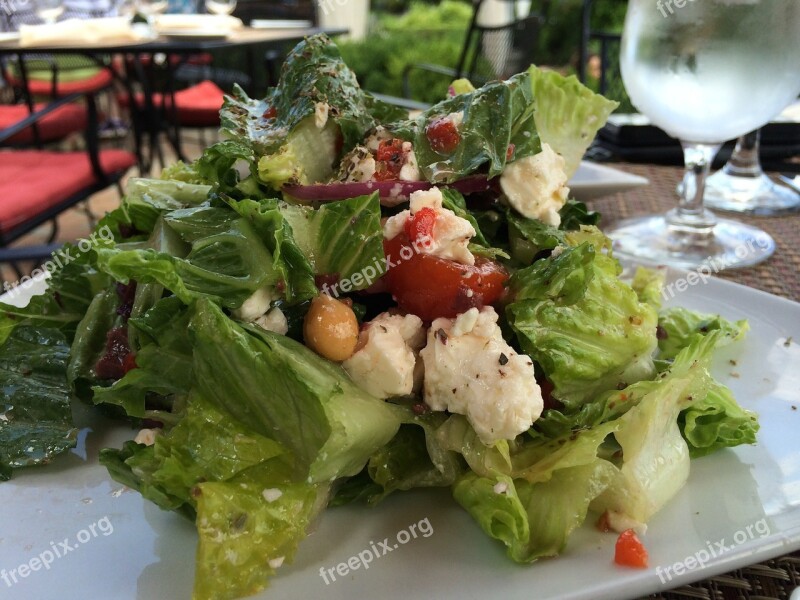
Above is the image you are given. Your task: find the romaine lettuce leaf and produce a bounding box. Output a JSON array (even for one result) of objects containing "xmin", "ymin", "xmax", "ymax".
[
  {"xmin": 507, "ymin": 241, "xmax": 658, "ymax": 408},
  {"xmin": 280, "ymin": 193, "xmax": 385, "ymax": 292},
  {"xmin": 527, "ymin": 66, "xmax": 618, "ymax": 178},
  {"xmin": 679, "ymin": 380, "xmax": 759, "ymax": 458},
  {"xmin": 90, "ymin": 297, "xmax": 193, "ymax": 419},
  {"xmin": 194, "ymin": 462, "xmax": 330, "ymax": 600},
  {"xmin": 390, "ymin": 73, "xmax": 541, "ymax": 183},
  {"xmin": 190, "ymin": 299, "xmax": 403, "ymax": 482},
  {"xmin": 121, "ymin": 177, "xmax": 212, "ymax": 235},
  {"xmin": 0, "ymin": 325, "xmax": 76, "ymax": 480},
  {"xmin": 225, "ymin": 198, "xmax": 317, "ymax": 304},
  {"xmin": 97, "ymin": 211, "xmax": 277, "ymax": 309},
  {"xmin": 591, "ymin": 332, "xmax": 726, "ymax": 524},
  {"xmin": 657, "ymin": 306, "xmax": 748, "ymax": 361}
]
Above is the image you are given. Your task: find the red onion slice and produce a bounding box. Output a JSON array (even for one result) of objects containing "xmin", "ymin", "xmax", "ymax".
[{"xmin": 282, "ymin": 175, "xmax": 493, "ymax": 205}]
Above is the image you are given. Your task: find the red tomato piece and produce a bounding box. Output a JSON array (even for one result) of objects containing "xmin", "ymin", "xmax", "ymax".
[
  {"xmin": 374, "ymin": 138, "xmax": 406, "ymax": 181},
  {"xmin": 382, "ymin": 233, "xmax": 508, "ymax": 322},
  {"xmin": 262, "ymin": 106, "xmax": 277, "ymax": 119},
  {"xmin": 404, "ymin": 207, "xmax": 437, "ymax": 245},
  {"xmin": 614, "ymin": 529, "xmax": 649, "ymax": 568},
  {"xmin": 506, "ymin": 143, "xmax": 515, "ymax": 161},
  {"xmin": 426, "ymin": 116, "xmax": 461, "ymax": 154}
]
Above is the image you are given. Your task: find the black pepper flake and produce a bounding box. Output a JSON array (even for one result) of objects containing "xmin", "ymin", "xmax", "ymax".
[
  {"xmin": 656, "ymin": 325, "xmax": 668, "ymax": 340},
  {"xmin": 451, "ymin": 388, "xmax": 457, "ymax": 394},
  {"xmin": 499, "ymin": 353, "xmax": 509, "ymax": 366},
  {"xmin": 435, "ymin": 328, "xmax": 448, "ymax": 344},
  {"xmin": 792, "ymin": 405, "xmax": 797, "ymax": 411},
  {"xmin": 231, "ymin": 512, "xmax": 248, "ymax": 531}
]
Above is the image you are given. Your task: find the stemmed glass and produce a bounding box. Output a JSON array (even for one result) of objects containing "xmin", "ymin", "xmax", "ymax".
[
  {"xmin": 703, "ymin": 129, "xmax": 800, "ymax": 215},
  {"xmin": 609, "ymin": 0, "xmax": 800, "ymax": 270},
  {"xmin": 34, "ymin": 0, "xmax": 64, "ymax": 25}
]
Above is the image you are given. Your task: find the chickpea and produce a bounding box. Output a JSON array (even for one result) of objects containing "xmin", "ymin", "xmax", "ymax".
[{"xmin": 303, "ymin": 294, "xmax": 359, "ymax": 362}]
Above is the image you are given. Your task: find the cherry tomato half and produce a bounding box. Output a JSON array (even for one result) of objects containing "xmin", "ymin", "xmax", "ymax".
[{"xmin": 382, "ymin": 233, "xmax": 508, "ymax": 322}]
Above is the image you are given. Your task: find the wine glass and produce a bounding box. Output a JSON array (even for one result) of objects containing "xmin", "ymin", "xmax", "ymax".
[
  {"xmin": 703, "ymin": 129, "xmax": 800, "ymax": 215},
  {"xmin": 138, "ymin": 0, "xmax": 168, "ymax": 21},
  {"xmin": 34, "ymin": 0, "xmax": 64, "ymax": 25},
  {"xmin": 609, "ymin": 0, "xmax": 800, "ymax": 270},
  {"xmin": 205, "ymin": 0, "xmax": 236, "ymax": 16}
]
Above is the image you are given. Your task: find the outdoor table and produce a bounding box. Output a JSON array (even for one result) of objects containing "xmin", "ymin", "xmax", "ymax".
[{"xmin": 0, "ymin": 26, "xmax": 348, "ymax": 171}]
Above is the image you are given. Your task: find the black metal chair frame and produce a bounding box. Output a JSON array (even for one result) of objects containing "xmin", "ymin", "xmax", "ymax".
[
  {"xmin": 0, "ymin": 91, "xmax": 127, "ymax": 271},
  {"xmin": 401, "ymin": 0, "xmax": 550, "ymax": 100},
  {"xmin": 577, "ymin": 0, "xmax": 623, "ymax": 96}
]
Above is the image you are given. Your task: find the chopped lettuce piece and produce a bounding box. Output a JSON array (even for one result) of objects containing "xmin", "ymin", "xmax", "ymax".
[
  {"xmin": 97, "ymin": 211, "xmax": 277, "ymax": 309},
  {"xmin": 0, "ymin": 325, "xmax": 76, "ymax": 480},
  {"xmin": 507, "ymin": 241, "xmax": 658, "ymax": 408},
  {"xmin": 657, "ymin": 306, "xmax": 748, "ymax": 361},
  {"xmin": 679, "ymin": 380, "xmax": 759, "ymax": 458},
  {"xmin": 591, "ymin": 332, "xmax": 725, "ymax": 524},
  {"xmin": 121, "ymin": 177, "xmax": 212, "ymax": 235},
  {"xmin": 90, "ymin": 297, "xmax": 193, "ymax": 419},
  {"xmin": 390, "ymin": 73, "xmax": 540, "ymax": 183},
  {"xmin": 527, "ymin": 66, "xmax": 618, "ymax": 178},
  {"xmin": 194, "ymin": 462, "xmax": 330, "ymax": 600},
  {"xmin": 258, "ymin": 118, "xmax": 340, "ymax": 188},
  {"xmin": 280, "ymin": 192, "xmax": 385, "ymax": 292},
  {"xmin": 631, "ymin": 266, "xmax": 666, "ymax": 311},
  {"xmin": 190, "ymin": 299, "xmax": 403, "ymax": 482}
]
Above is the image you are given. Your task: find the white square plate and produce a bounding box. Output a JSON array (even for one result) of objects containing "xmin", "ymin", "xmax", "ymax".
[{"xmin": 0, "ymin": 270, "xmax": 798, "ymax": 600}]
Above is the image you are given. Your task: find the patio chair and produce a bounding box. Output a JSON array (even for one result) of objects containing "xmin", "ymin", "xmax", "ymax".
[{"xmin": 0, "ymin": 92, "xmax": 136, "ymax": 275}]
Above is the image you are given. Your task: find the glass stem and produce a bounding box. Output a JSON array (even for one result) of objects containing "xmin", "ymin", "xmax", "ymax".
[
  {"xmin": 722, "ymin": 129, "xmax": 763, "ymax": 178},
  {"xmin": 672, "ymin": 142, "xmax": 719, "ymax": 227}
]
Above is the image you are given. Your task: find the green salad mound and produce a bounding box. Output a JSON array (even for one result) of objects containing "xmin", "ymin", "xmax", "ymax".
[{"xmin": 0, "ymin": 35, "xmax": 757, "ymax": 600}]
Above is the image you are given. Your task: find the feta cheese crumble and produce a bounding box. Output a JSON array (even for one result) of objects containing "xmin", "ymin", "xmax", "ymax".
[
  {"xmin": 261, "ymin": 488, "xmax": 283, "ymax": 502},
  {"xmin": 500, "ymin": 143, "xmax": 570, "ymax": 227},
  {"xmin": 420, "ymin": 306, "xmax": 543, "ymax": 444},
  {"xmin": 232, "ymin": 286, "xmax": 288, "ymax": 335},
  {"xmin": 342, "ymin": 312, "xmax": 425, "ymax": 398},
  {"xmin": 383, "ymin": 188, "xmax": 476, "ymax": 265},
  {"xmin": 134, "ymin": 428, "xmax": 158, "ymax": 446}
]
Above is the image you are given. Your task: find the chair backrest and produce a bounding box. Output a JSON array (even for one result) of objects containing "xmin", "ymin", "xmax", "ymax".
[{"xmin": 456, "ymin": 0, "xmax": 550, "ymax": 83}]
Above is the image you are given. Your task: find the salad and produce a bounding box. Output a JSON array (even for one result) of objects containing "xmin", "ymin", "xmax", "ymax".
[{"xmin": 0, "ymin": 34, "xmax": 759, "ymax": 600}]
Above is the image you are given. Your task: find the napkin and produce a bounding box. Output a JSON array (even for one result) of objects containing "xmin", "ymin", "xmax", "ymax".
[
  {"xmin": 19, "ymin": 17, "xmax": 146, "ymax": 47},
  {"xmin": 154, "ymin": 14, "xmax": 243, "ymax": 33}
]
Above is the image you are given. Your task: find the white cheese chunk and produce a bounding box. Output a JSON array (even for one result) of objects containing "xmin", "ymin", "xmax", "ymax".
[
  {"xmin": 232, "ymin": 286, "xmax": 278, "ymax": 322},
  {"xmin": 343, "ymin": 312, "xmax": 425, "ymax": 399},
  {"xmin": 134, "ymin": 428, "xmax": 158, "ymax": 446},
  {"xmin": 420, "ymin": 307, "xmax": 543, "ymax": 444},
  {"xmin": 500, "ymin": 143, "xmax": 570, "ymax": 227},
  {"xmin": 253, "ymin": 307, "xmax": 289, "ymax": 335},
  {"xmin": 382, "ymin": 187, "xmax": 476, "ymax": 265}
]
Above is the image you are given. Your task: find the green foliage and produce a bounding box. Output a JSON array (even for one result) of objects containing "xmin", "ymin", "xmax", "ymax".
[{"xmin": 338, "ymin": 1, "xmax": 472, "ymax": 104}]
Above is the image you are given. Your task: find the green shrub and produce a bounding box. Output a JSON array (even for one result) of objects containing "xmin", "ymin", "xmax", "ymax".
[{"xmin": 339, "ymin": 1, "xmax": 472, "ymax": 104}]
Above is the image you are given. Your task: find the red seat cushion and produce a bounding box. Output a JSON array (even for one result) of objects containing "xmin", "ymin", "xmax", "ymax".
[
  {"xmin": 7, "ymin": 68, "xmax": 114, "ymax": 97},
  {"xmin": 118, "ymin": 80, "xmax": 224, "ymax": 127},
  {"xmin": 0, "ymin": 149, "xmax": 136, "ymax": 234},
  {"xmin": 0, "ymin": 103, "xmax": 88, "ymax": 145},
  {"xmin": 172, "ymin": 80, "xmax": 224, "ymax": 127}
]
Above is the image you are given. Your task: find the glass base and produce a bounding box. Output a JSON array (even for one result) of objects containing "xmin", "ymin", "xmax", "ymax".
[
  {"xmin": 607, "ymin": 214, "xmax": 775, "ymax": 270},
  {"xmin": 703, "ymin": 171, "xmax": 800, "ymax": 215}
]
